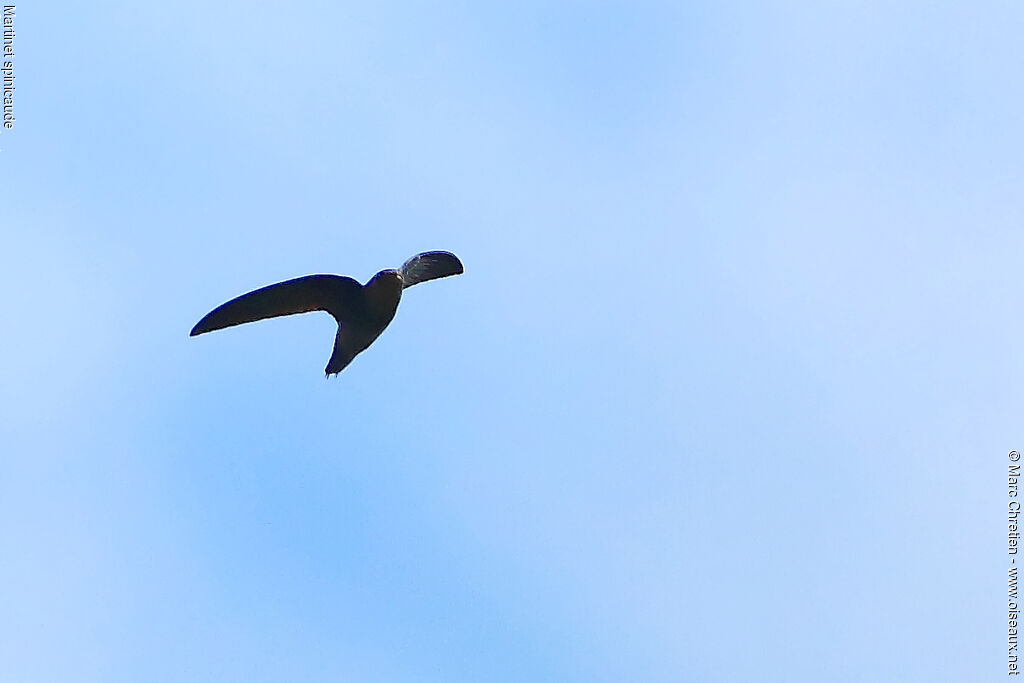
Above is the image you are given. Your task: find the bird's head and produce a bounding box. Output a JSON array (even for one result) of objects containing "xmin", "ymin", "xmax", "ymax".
[
  {"xmin": 370, "ymin": 268, "xmax": 404, "ymax": 289},
  {"xmin": 364, "ymin": 268, "xmax": 404, "ymax": 321}
]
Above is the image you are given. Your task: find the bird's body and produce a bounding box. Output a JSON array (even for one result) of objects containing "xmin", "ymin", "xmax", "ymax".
[{"xmin": 190, "ymin": 251, "xmax": 463, "ymax": 375}]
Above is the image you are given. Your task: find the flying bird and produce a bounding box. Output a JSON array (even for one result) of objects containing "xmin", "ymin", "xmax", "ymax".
[{"xmin": 190, "ymin": 250, "xmax": 464, "ymax": 376}]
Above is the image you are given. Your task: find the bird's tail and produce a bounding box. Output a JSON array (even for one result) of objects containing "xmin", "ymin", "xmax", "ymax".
[{"xmin": 325, "ymin": 327, "xmax": 358, "ymax": 376}]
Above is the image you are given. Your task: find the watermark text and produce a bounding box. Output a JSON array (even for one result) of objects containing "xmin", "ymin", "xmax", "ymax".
[
  {"xmin": 2, "ymin": 5, "xmax": 15, "ymax": 132},
  {"xmin": 1010, "ymin": 451, "xmax": 1021, "ymax": 674}
]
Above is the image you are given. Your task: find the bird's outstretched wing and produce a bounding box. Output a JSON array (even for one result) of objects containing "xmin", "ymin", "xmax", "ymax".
[
  {"xmin": 190, "ymin": 274, "xmax": 363, "ymax": 336},
  {"xmin": 400, "ymin": 251, "xmax": 464, "ymax": 288}
]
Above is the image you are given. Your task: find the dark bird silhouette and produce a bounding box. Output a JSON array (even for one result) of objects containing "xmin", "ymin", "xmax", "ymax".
[{"xmin": 190, "ymin": 251, "xmax": 464, "ymax": 376}]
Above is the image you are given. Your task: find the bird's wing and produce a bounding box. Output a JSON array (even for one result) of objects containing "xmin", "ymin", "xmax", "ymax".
[
  {"xmin": 400, "ymin": 251, "xmax": 464, "ymax": 288},
  {"xmin": 190, "ymin": 274, "xmax": 363, "ymax": 336}
]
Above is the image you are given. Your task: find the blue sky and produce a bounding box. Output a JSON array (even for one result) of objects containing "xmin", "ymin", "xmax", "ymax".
[{"xmin": 1, "ymin": 2, "xmax": 1021, "ymax": 680}]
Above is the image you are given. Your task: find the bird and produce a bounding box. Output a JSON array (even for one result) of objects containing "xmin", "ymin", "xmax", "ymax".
[{"xmin": 190, "ymin": 250, "xmax": 464, "ymax": 376}]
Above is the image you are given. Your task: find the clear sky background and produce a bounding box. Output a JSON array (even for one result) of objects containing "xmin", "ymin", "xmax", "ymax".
[{"xmin": 1, "ymin": 2, "xmax": 1021, "ymax": 681}]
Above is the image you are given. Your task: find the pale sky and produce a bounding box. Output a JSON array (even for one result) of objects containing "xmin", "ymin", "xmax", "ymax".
[{"xmin": 1, "ymin": 2, "xmax": 1021, "ymax": 681}]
